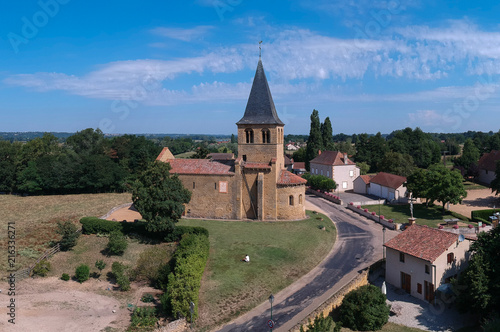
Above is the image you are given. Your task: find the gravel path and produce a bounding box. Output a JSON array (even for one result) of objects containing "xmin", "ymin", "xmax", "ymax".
[{"xmin": 372, "ymin": 277, "xmax": 474, "ymax": 331}]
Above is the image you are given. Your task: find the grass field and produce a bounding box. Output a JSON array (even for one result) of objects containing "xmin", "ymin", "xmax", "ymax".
[
  {"xmin": 463, "ymin": 181, "xmax": 488, "ymax": 190},
  {"xmin": 0, "ymin": 193, "xmax": 131, "ymax": 274},
  {"xmin": 174, "ymin": 151, "xmax": 196, "ymax": 158},
  {"xmin": 361, "ymin": 203, "xmax": 471, "ymax": 228},
  {"xmin": 178, "ymin": 210, "xmax": 336, "ymax": 329}
]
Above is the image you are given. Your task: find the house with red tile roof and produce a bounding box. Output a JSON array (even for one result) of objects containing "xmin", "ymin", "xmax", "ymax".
[
  {"xmin": 359, "ymin": 172, "xmax": 408, "ymax": 203},
  {"xmin": 156, "ymin": 56, "xmax": 306, "ymax": 220},
  {"xmin": 384, "ymin": 224, "xmax": 472, "ymax": 303},
  {"xmin": 477, "ymin": 150, "xmax": 500, "ymax": 185},
  {"xmin": 309, "ymin": 151, "xmax": 359, "ymax": 191}
]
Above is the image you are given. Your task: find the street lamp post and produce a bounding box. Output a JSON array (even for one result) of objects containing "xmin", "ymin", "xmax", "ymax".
[
  {"xmin": 269, "ymin": 294, "xmax": 274, "ymax": 331},
  {"xmin": 378, "ymin": 199, "xmax": 381, "ymax": 224},
  {"xmin": 382, "ymin": 227, "xmax": 386, "ymax": 260},
  {"xmin": 189, "ymin": 301, "xmax": 195, "ymax": 329}
]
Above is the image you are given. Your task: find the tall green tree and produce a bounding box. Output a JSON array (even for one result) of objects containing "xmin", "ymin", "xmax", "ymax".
[
  {"xmin": 455, "ymin": 138, "xmax": 480, "ymax": 177},
  {"xmin": 406, "ymin": 168, "xmax": 432, "ymax": 205},
  {"xmin": 66, "ymin": 128, "xmax": 105, "ymax": 155},
  {"xmin": 455, "ymin": 226, "xmax": 500, "ymax": 321},
  {"xmin": 377, "ymin": 151, "xmax": 415, "ymax": 177},
  {"xmin": 428, "ymin": 165, "xmax": 467, "ymax": 213},
  {"xmin": 321, "ymin": 117, "xmax": 334, "ymax": 150},
  {"xmin": 305, "ymin": 109, "xmax": 323, "ymax": 170},
  {"xmin": 132, "ymin": 161, "xmax": 191, "ymax": 232},
  {"xmin": 0, "ymin": 141, "xmax": 20, "ymax": 192},
  {"xmin": 230, "ymin": 134, "xmax": 237, "ymax": 144},
  {"xmin": 388, "ymin": 127, "xmax": 441, "ymax": 168}
]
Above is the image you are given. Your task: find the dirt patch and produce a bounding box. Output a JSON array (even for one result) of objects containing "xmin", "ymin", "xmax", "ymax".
[
  {"xmin": 0, "ymin": 277, "xmax": 128, "ymax": 332},
  {"xmin": 106, "ymin": 204, "xmax": 142, "ymax": 222},
  {"xmin": 449, "ymin": 188, "xmax": 500, "ymax": 218}
]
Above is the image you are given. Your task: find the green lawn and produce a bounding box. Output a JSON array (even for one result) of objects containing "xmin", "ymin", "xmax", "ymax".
[
  {"xmin": 178, "ymin": 210, "xmax": 336, "ymax": 329},
  {"xmin": 174, "ymin": 151, "xmax": 196, "ymax": 158},
  {"xmin": 463, "ymin": 181, "xmax": 488, "ymax": 190},
  {"xmin": 361, "ymin": 204, "xmax": 471, "ymax": 228}
]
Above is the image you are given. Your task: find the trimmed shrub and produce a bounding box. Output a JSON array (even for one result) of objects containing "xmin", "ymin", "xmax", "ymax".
[
  {"xmin": 304, "ymin": 174, "xmax": 337, "ymax": 191},
  {"xmin": 106, "ymin": 231, "xmax": 128, "ymax": 256},
  {"xmin": 471, "ymin": 210, "xmax": 495, "ymax": 224},
  {"xmin": 32, "ymin": 260, "xmax": 51, "ymax": 277},
  {"xmin": 61, "ymin": 273, "xmax": 70, "ymax": 281},
  {"xmin": 75, "ymin": 264, "xmax": 90, "ymax": 283},
  {"xmin": 163, "ymin": 226, "xmax": 209, "ymax": 243},
  {"xmin": 339, "ymin": 284, "xmax": 390, "ymax": 331},
  {"xmin": 56, "ymin": 220, "xmax": 80, "ymax": 251},
  {"xmin": 165, "ymin": 233, "xmax": 209, "ymax": 321},
  {"xmin": 80, "ymin": 217, "xmax": 122, "ymax": 234},
  {"xmin": 300, "ymin": 313, "xmax": 341, "ymax": 332}
]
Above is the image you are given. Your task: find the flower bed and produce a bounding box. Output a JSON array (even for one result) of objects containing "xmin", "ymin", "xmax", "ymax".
[{"xmin": 346, "ymin": 204, "xmax": 396, "ymax": 230}]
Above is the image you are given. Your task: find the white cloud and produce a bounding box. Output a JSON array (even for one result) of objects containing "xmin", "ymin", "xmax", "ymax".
[
  {"xmin": 150, "ymin": 26, "xmax": 214, "ymax": 42},
  {"xmin": 408, "ymin": 109, "xmax": 448, "ymax": 126}
]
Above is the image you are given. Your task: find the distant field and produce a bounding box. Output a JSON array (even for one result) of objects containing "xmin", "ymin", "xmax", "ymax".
[
  {"xmin": 0, "ymin": 193, "xmax": 131, "ymax": 274},
  {"xmin": 174, "ymin": 151, "xmax": 196, "ymax": 158},
  {"xmin": 178, "ymin": 210, "xmax": 336, "ymax": 329},
  {"xmin": 463, "ymin": 181, "xmax": 488, "ymax": 190},
  {"xmin": 361, "ymin": 203, "xmax": 471, "ymax": 228}
]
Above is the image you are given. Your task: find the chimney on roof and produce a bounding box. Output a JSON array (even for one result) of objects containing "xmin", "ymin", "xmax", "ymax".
[
  {"xmin": 318, "ymin": 150, "xmax": 322, "ymax": 155},
  {"xmin": 344, "ymin": 153, "xmax": 348, "ymax": 165}
]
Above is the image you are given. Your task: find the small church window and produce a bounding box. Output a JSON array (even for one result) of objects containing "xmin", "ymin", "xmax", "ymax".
[
  {"xmin": 215, "ymin": 182, "xmax": 217, "ymax": 190},
  {"xmin": 289, "ymin": 195, "xmax": 294, "ymax": 206},
  {"xmin": 242, "ymin": 155, "xmax": 247, "ymax": 161},
  {"xmin": 193, "ymin": 182, "xmax": 196, "ymax": 189},
  {"xmin": 299, "ymin": 194, "xmax": 303, "ymax": 204},
  {"xmin": 262, "ymin": 129, "xmax": 270, "ymax": 143},
  {"xmin": 245, "ymin": 129, "xmax": 254, "ymax": 143}
]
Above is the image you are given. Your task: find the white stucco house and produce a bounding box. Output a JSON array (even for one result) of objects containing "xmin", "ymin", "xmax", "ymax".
[
  {"xmin": 384, "ymin": 224, "xmax": 472, "ymax": 303},
  {"xmin": 309, "ymin": 151, "xmax": 359, "ymax": 192},
  {"xmin": 366, "ymin": 172, "xmax": 408, "ymax": 203},
  {"xmin": 353, "ymin": 174, "xmax": 374, "ymax": 194},
  {"xmin": 477, "ymin": 150, "xmax": 500, "ymax": 185}
]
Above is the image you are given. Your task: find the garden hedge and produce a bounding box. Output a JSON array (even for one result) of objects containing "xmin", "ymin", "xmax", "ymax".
[{"xmin": 471, "ymin": 209, "xmax": 495, "ymax": 224}]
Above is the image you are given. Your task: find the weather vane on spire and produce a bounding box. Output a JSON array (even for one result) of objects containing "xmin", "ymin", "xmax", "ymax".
[{"xmin": 259, "ymin": 40, "xmax": 262, "ymax": 57}]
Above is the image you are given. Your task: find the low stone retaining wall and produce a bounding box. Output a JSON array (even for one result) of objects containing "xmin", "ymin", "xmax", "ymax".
[
  {"xmin": 100, "ymin": 202, "xmax": 133, "ymax": 219},
  {"xmin": 346, "ymin": 204, "xmax": 397, "ymax": 230},
  {"xmin": 290, "ymin": 269, "xmax": 369, "ymax": 332},
  {"xmin": 306, "ymin": 188, "xmax": 343, "ymax": 205},
  {"xmin": 154, "ymin": 318, "xmax": 187, "ymax": 332}
]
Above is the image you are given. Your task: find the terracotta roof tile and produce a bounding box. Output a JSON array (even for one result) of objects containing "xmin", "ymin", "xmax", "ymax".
[
  {"xmin": 278, "ymin": 170, "xmax": 307, "ymax": 186},
  {"xmin": 384, "ymin": 225, "xmax": 458, "ymax": 262},
  {"xmin": 478, "ymin": 150, "xmax": 500, "ymax": 172},
  {"xmin": 166, "ymin": 159, "xmax": 234, "ymax": 175},
  {"xmin": 310, "ymin": 151, "xmax": 355, "ymax": 166},
  {"xmin": 359, "ymin": 174, "xmax": 375, "ymax": 184},
  {"xmin": 370, "ymin": 172, "xmax": 406, "ymax": 189},
  {"xmin": 156, "ymin": 147, "xmax": 175, "ymax": 162},
  {"xmin": 292, "ymin": 162, "xmax": 306, "ymax": 170}
]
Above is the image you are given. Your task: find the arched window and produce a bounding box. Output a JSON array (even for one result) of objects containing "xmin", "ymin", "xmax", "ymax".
[
  {"xmin": 262, "ymin": 129, "xmax": 270, "ymax": 143},
  {"xmin": 289, "ymin": 195, "xmax": 294, "ymax": 206},
  {"xmin": 299, "ymin": 194, "xmax": 303, "ymax": 205},
  {"xmin": 245, "ymin": 129, "xmax": 254, "ymax": 143}
]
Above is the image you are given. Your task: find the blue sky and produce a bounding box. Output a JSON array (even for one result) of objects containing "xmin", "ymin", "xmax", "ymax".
[{"xmin": 1, "ymin": 0, "xmax": 500, "ymax": 135}]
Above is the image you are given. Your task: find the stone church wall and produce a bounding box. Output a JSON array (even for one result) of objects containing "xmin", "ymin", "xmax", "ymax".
[{"xmin": 277, "ymin": 185, "xmax": 306, "ymax": 220}]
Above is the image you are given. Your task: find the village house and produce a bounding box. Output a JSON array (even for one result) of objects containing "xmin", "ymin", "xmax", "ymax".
[
  {"xmin": 356, "ymin": 171, "xmax": 408, "ymax": 203},
  {"xmin": 309, "ymin": 151, "xmax": 359, "ymax": 191},
  {"xmin": 156, "ymin": 56, "xmax": 307, "ymax": 220},
  {"xmin": 384, "ymin": 224, "xmax": 472, "ymax": 303},
  {"xmin": 477, "ymin": 150, "xmax": 500, "ymax": 185}
]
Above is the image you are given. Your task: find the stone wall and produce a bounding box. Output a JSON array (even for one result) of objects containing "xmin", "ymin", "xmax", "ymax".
[
  {"xmin": 277, "ymin": 185, "xmax": 306, "ymax": 220},
  {"xmin": 346, "ymin": 204, "xmax": 396, "ymax": 230},
  {"xmin": 290, "ymin": 269, "xmax": 369, "ymax": 332},
  {"xmin": 154, "ymin": 318, "xmax": 187, "ymax": 332},
  {"xmin": 306, "ymin": 188, "xmax": 342, "ymax": 205},
  {"xmin": 179, "ymin": 174, "xmax": 237, "ymax": 219}
]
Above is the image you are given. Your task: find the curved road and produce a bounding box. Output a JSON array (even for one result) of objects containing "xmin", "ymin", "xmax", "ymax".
[{"xmin": 216, "ymin": 194, "xmax": 397, "ymax": 332}]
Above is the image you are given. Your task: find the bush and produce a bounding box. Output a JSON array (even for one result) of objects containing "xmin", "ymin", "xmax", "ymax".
[
  {"xmin": 163, "ymin": 226, "xmax": 209, "ymax": 243},
  {"xmin": 80, "ymin": 217, "xmax": 122, "ymax": 234},
  {"xmin": 166, "ymin": 233, "xmax": 209, "ymax": 320},
  {"xmin": 132, "ymin": 245, "xmax": 175, "ymax": 284},
  {"xmin": 300, "ymin": 313, "xmax": 341, "ymax": 332},
  {"xmin": 56, "ymin": 220, "xmax": 80, "ymax": 251},
  {"xmin": 32, "ymin": 260, "xmax": 51, "ymax": 277},
  {"xmin": 75, "ymin": 264, "xmax": 90, "ymax": 283},
  {"xmin": 339, "ymin": 284, "xmax": 390, "ymax": 331},
  {"xmin": 61, "ymin": 273, "xmax": 70, "ymax": 281},
  {"xmin": 130, "ymin": 307, "xmax": 158, "ymax": 327},
  {"xmin": 111, "ymin": 262, "xmax": 130, "ymax": 291},
  {"xmin": 95, "ymin": 259, "xmax": 106, "ymax": 278},
  {"xmin": 141, "ymin": 293, "xmax": 155, "ymax": 303},
  {"xmin": 106, "ymin": 231, "xmax": 128, "ymax": 255}
]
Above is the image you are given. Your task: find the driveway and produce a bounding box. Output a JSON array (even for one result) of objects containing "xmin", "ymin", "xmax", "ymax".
[{"xmin": 215, "ymin": 194, "xmax": 398, "ymax": 332}]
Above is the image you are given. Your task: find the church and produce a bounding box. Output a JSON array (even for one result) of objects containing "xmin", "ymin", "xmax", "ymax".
[{"xmin": 156, "ymin": 56, "xmax": 306, "ymax": 220}]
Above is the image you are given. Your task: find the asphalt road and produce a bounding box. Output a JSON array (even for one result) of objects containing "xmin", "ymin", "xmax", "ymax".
[{"xmin": 216, "ymin": 195, "xmax": 393, "ymax": 332}]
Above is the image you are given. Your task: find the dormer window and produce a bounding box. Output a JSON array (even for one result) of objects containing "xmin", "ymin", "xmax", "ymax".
[
  {"xmin": 262, "ymin": 129, "xmax": 270, "ymax": 143},
  {"xmin": 245, "ymin": 129, "xmax": 254, "ymax": 143}
]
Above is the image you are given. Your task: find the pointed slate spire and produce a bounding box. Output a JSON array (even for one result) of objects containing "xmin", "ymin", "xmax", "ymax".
[{"xmin": 236, "ymin": 58, "xmax": 284, "ymax": 125}]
